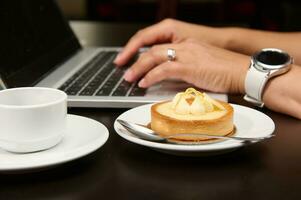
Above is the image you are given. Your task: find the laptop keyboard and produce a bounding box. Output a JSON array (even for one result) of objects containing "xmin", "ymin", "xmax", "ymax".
[{"xmin": 59, "ymin": 51, "xmax": 146, "ymax": 97}]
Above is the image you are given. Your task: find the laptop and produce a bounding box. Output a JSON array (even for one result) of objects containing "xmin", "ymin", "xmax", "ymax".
[{"xmin": 0, "ymin": 0, "xmax": 227, "ymax": 108}]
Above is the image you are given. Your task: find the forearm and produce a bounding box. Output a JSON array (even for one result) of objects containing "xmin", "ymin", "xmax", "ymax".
[
  {"xmin": 262, "ymin": 65, "xmax": 301, "ymax": 119},
  {"xmin": 222, "ymin": 28, "xmax": 301, "ymax": 64}
]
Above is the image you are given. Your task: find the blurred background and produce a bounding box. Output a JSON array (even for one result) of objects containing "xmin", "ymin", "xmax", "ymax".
[
  {"xmin": 57, "ymin": 0, "xmax": 301, "ymax": 30},
  {"xmin": 56, "ymin": 0, "xmax": 301, "ymax": 46}
]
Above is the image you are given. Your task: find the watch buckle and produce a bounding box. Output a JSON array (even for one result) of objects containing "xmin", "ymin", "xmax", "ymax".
[{"xmin": 243, "ymin": 95, "xmax": 264, "ymax": 107}]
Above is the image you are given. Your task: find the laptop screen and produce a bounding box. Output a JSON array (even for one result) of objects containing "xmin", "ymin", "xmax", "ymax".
[{"xmin": 0, "ymin": 0, "xmax": 81, "ymax": 88}]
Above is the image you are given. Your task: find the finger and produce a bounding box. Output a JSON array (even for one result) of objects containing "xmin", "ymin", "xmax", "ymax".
[
  {"xmin": 123, "ymin": 52, "xmax": 157, "ymax": 82},
  {"xmin": 114, "ymin": 22, "xmax": 172, "ymax": 66},
  {"xmin": 138, "ymin": 61, "xmax": 187, "ymax": 88},
  {"xmin": 124, "ymin": 44, "xmax": 178, "ymax": 82}
]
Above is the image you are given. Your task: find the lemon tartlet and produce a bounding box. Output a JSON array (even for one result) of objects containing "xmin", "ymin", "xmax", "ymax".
[{"xmin": 151, "ymin": 88, "xmax": 234, "ymax": 141}]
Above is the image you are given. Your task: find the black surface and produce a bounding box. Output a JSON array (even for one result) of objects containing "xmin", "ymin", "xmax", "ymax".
[{"xmin": 1, "ymin": 96, "xmax": 301, "ymax": 200}]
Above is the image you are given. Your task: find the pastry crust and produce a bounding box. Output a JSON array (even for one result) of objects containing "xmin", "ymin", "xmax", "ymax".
[{"xmin": 151, "ymin": 100, "xmax": 234, "ymax": 141}]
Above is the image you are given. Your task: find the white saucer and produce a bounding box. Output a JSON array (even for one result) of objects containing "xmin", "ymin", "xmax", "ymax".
[
  {"xmin": 0, "ymin": 114, "xmax": 109, "ymax": 171},
  {"xmin": 114, "ymin": 104, "xmax": 275, "ymax": 156}
]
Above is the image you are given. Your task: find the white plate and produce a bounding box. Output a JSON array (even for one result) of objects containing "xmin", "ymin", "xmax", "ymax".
[
  {"xmin": 0, "ymin": 114, "xmax": 109, "ymax": 171},
  {"xmin": 114, "ymin": 104, "xmax": 275, "ymax": 156}
]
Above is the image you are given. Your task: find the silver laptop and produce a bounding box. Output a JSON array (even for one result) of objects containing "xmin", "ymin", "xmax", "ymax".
[{"xmin": 0, "ymin": 0, "xmax": 227, "ymax": 108}]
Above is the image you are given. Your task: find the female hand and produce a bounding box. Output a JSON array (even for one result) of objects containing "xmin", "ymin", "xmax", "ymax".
[
  {"xmin": 123, "ymin": 39, "xmax": 250, "ymax": 94},
  {"xmin": 114, "ymin": 19, "xmax": 227, "ymax": 66}
]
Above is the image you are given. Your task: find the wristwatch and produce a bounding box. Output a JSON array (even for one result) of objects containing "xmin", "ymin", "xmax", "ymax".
[{"xmin": 244, "ymin": 48, "xmax": 293, "ymax": 107}]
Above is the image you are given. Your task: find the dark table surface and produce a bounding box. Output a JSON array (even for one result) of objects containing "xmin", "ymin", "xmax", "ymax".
[{"xmin": 1, "ymin": 21, "xmax": 301, "ymax": 200}]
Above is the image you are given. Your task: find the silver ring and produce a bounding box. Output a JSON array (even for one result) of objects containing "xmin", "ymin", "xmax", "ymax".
[{"xmin": 167, "ymin": 48, "xmax": 176, "ymax": 61}]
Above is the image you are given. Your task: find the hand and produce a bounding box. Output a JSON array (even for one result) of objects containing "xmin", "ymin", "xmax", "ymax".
[
  {"xmin": 114, "ymin": 19, "xmax": 226, "ymax": 66},
  {"xmin": 123, "ymin": 39, "xmax": 250, "ymax": 94}
]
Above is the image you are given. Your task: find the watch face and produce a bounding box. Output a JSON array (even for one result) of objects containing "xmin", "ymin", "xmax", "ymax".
[{"xmin": 253, "ymin": 48, "xmax": 292, "ymax": 70}]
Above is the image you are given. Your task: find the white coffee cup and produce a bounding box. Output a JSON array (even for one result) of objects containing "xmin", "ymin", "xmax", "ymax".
[{"xmin": 0, "ymin": 87, "xmax": 67, "ymax": 153}]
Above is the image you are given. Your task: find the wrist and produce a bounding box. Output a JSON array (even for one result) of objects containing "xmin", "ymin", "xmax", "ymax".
[
  {"xmin": 234, "ymin": 54, "xmax": 249, "ymax": 94},
  {"xmin": 244, "ymin": 48, "xmax": 293, "ymax": 108},
  {"xmin": 262, "ymin": 65, "xmax": 301, "ymax": 119},
  {"xmin": 220, "ymin": 27, "xmax": 242, "ymax": 51},
  {"xmin": 199, "ymin": 26, "xmax": 236, "ymax": 50}
]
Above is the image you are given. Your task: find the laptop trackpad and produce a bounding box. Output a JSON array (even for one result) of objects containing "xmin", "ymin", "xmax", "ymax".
[{"xmin": 145, "ymin": 81, "xmax": 228, "ymax": 102}]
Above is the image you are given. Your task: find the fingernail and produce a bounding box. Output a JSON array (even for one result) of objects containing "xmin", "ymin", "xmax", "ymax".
[
  {"xmin": 114, "ymin": 52, "xmax": 122, "ymax": 64},
  {"xmin": 124, "ymin": 69, "xmax": 133, "ymax": 81},
  {"xmin": 138, "ymin": 78, "xmax": 147, "ymax": 88}
]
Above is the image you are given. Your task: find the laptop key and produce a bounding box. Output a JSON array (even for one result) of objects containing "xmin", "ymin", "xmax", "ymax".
[
  {"xmin": 129, "ymin": 84, "xmax": 146, "ymax": 96},
  {"xmin": 59, "ymin": 52, "xmax": 106, "ymax": 91},
  {"xmin": 79, "ymin": 90, "xmax": 94, "ymax": 96},
  {"xmin": 112, "ymin": 80, "xmax": 132, "ymax": 96},
  {"xmin": 66, "ymin": 90, "xmax": 78, "ymax": 96},
  {"xmin": 71, "ymin": 51, "xmax": 113, "ymax": 81},
  {"xmin": 61, "ymin": 51, "xmax": 130, "ymax": 97},
  {"xmin": 79, "ymin": 83, "xmax": 100, "ymax": 96},
  {"xmin": 96, "ymin": 88, "xmax": 111, "ymax": 96},
  {"xmin": 79, "ymin": 65, "xmax": 119, "ymax": 96},
  {"xmin": 59, "ymin": 82, "xmax": 70, "ymax": 91},
  {"xmin": 59, "ymin": 75, "xmax": 76, "ymax": 91},
  {"xmin": 66, "ymin": 85, "xmax": 82, "ymax": 95},
  {"xmin": 94, "ymin": 68, "xmax": 124, "ymax": 95}
]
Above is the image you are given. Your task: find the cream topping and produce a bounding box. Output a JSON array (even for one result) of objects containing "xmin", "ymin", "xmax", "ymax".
[
  {"xmin": 157, "ymin": 102, "xmax": 227, "ymax": 120},
  {"xmin": 171, "ymin": 88, "xmax": 225, "ymax": 115}
]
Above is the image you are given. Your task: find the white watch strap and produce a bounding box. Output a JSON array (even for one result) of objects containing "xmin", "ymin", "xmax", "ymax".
[{"xmin": 244, "ymin": 66, "xmax": 269, "ymax": 107}]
